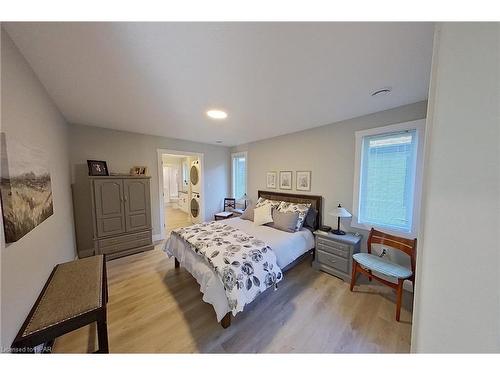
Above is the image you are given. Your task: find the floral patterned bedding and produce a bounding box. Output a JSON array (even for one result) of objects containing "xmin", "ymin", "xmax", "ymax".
[{"xmin": 171, "ymin": 221, "xmax": 283, "ymax": 315}]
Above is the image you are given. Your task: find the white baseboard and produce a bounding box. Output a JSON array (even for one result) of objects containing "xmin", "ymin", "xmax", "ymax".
[{"xmin": 153, "ymin": 234, "xmax": 166, "ymax": 242}]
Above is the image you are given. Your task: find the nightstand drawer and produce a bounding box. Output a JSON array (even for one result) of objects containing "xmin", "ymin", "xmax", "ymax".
[
  {"xmin": 316, "ymin": 241, "xmax": 349, "ymax": 258},
  {"xmin": 317, "ymin": 236, "xmax": 349, "ymax": 250},
  {"xmin": 316, "ymin": 250, "xmax": 349, "ymax": 274}
]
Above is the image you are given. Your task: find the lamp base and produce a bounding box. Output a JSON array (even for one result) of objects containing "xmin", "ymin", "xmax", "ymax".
[{"xmin": 331, "ymin": 229, "xmax": 346, "ymax": 235}]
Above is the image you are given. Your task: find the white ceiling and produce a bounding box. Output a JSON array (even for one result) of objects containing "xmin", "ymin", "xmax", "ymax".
[{"xmin": 4, "ymin": 22, "xmax": 434, "ymax": 146}]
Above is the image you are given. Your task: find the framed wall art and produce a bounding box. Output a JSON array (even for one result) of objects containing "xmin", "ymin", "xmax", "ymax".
[
  {"xmin": 296, "ymin": 171, "xmax": 311, "ymax": 191},
  {"xmin": 279, "ymin": 171, "xmax": 292, "ymax": 190},
  {"xmin": 266, "ymin": 171, "xmax": 277, "ymax": 189},
  {"xmin": 1, "ymin": 133, "xmax": 54, "ymax": 243}
]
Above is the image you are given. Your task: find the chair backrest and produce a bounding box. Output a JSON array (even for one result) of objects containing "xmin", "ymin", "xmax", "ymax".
[
  {"xmin": 224, "ymin": 198, "xmax": 236, "ymax": 211},
  {"xmin": 367, "ymin": 228, "xmax": 418, "ymax": 276}
]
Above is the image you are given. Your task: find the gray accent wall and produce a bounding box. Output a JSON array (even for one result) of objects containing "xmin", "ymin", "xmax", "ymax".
[
  {"xmin": 232, "ymin": 101, "xmax": 428, "ymax": 267},
  {"xmin": 1, "ymin": 29, "xmax": 77, "ymax": 349},
  {"xmin": 68, "ymin": 124, "xmax": 231, "ymax": 238}
]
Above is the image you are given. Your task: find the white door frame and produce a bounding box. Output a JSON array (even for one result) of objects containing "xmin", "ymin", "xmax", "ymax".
[{"xmin": 157, "ymin": 148, "xmax": 205, "ymax": 240}]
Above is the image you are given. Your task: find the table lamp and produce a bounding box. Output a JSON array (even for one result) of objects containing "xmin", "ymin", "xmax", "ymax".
[
  {"xmin": 238, "ymin": 193, "xmax": 248, "ymax": 209},
  {"xmin": 329, "ymin": 204, "xmax": 352, "ymax": 235}
]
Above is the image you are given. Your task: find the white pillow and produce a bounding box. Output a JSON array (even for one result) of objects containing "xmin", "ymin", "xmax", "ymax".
[
  {"xmin": 255, "ymin": 197, "xmax": 281, "ymax": 209},
  {"xmin": 253, "ymin": 204, "xmax": 274, "ymax": 226}
]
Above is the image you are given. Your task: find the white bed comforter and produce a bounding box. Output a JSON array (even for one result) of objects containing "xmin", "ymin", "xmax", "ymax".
[{"xmin": 164, "ymin": 217, "xmax": 315, "ymax": 321}]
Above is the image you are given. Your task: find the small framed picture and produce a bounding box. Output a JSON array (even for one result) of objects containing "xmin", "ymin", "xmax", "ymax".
[
  {"xmin": 296, "ymin": 171, "xmax": 311, "ymax": 191},
  {"xmin": 87, "ymin": 160, "xmax": 109, "ymax": 176},
  {"xmin": 130, "ymin": 166, "xmax": 149, "ymax": 176},
  {"xmin": 279, "ymin": 171, "xmax": 292, "ymax": 190},
  {"xmin": 266, "ymin": 171, "xmax": 277, "ymax": 189}
]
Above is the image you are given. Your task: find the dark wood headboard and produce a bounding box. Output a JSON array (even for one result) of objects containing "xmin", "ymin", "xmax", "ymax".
[{"xmin": 257, "ymin": 190, "xmax": 323, "ymax": 230}]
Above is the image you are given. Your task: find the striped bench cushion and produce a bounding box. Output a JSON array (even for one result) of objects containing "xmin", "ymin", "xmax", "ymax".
[{"xmin": 353, "ymin": 253, "xmax": 412, "ymax": 279}]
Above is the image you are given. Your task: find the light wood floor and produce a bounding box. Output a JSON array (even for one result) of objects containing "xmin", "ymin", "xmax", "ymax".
[
  {"xmin": 53, "ymin": 246, "xmax": 413, "ymax": 353},
  {"xmin": 165, "ymin": 205, "xmax": 191, "ymax": 234}
]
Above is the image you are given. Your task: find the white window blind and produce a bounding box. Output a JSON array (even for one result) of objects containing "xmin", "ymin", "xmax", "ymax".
[
  {"xmin": 232, "ymin": 152, "xmax": 247, "ymax": 199},
  {"xmin": 358, "ymin": 129, "xmax": 418, "ymax": 233}
]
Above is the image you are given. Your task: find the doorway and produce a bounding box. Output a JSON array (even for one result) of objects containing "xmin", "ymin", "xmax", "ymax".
[{"xmin": 157, "ymin": 149, "xmax": 204, "ymax": 238}]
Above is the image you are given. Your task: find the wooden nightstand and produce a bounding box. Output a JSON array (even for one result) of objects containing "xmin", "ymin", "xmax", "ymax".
[{"xmin": 312, "ymin": 230, "xmax": 362, "ymax": 282}]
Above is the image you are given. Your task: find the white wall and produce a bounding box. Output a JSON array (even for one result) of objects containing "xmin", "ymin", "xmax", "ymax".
[
  {"xmin": 232, "ymin": 101, "xmax": 427, "ymax": 264},
  {"xmin": 1, "ymin": 29, "xmax": 76, "ymax": 349},
  {"xmin": 412, "ymin": 23, "xmax": 500, "ymax": 353},
  {"xmin": 68, "ymin": 124, "xmax": 230, "ymax": 239}
]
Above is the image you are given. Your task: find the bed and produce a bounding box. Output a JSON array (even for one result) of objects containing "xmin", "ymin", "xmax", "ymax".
[{"xmin": 164, "ymin": 190, "xmax": 322, "ymax": 328}]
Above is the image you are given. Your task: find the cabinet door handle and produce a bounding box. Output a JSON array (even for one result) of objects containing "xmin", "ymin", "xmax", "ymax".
[{"xmin": 124, "ymin": 195, "xmax": 128, "ymax": 202}]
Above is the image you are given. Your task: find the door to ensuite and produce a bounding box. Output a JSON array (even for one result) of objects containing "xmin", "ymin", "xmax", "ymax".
[
  {"xmin": 157, "ymin": 149, "xmax": 204, "ymax": 237},
  {"xmin": 163, "ymin": 164, "xmax": 179, "ymax": 205}
]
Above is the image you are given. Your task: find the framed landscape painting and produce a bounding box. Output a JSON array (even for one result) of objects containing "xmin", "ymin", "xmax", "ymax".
[
  {"xmin": 0, "ymin": 133, "xmax": 54, "ymax": 243},
  {"xmin": 266, "ymin": 171, "xmax": 277, "ymax": 189}
]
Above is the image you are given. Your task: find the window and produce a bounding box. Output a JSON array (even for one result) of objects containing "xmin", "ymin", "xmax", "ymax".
[
  {"xmin": 352, "ymin": 120, "xmax": 425, "ymax": 236},
  {"xmin": 231, "ymin": 152, "xmax": 247, "ymax": 199}
]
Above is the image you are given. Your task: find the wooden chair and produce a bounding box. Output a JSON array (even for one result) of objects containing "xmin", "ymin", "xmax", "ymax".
[
  {"xmin": 214, "ymin": 198, "xmax": 237, "ymax": 221},
  {"xmin": 349, "ymin": 228, "xmax": 417, "ymax": 321}
]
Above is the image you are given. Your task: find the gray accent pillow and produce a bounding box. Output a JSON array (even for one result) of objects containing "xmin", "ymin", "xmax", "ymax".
[
  {"xmin": 267, "ymin": 210, "xmax": 299, "ymax": 233},
  {"xmin": 277, "ymin": 201, "xmax": 311, "ymax": 231},
  {"xmin": 240, "ymin": 204, "xmax": 255, "ymax": 221}
]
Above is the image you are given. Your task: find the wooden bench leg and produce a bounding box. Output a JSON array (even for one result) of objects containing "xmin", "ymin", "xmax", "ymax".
[
  {"xmin": 221, "ymin": 312, "xmax": 231, "ymax": 329},
  {"xmin": 174, "ymin": 258, "xmax": 180, "ymax": 269},
  {"xmin": 350, "ymin": 260, "xmax": 358, "ymax": 291},
  {"xmin": 395, "ymin": 279, "xmax": 404, "ymax": 322},
  {"xmin": 96, "ymin": 311, "xmax": 109, "ymax": 353}
]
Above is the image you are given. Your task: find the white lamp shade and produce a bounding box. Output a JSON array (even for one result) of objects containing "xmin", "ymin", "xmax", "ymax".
[
  {"xmin": 236, "ymin": 193, "xmax": 248, "ymax": 204},
  {"xmin": 329, "ymin": 207, "xmax": 352, "ymax": 218}
]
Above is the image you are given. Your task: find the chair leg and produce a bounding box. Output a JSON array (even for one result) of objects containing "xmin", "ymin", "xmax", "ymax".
[
  {"xmin": 96, "ymin": 310, "xmax": 109, "ymax": 353},
  {"xmin": 350, "ymin": 260, "xmax": 358, "ymax": 291},
  {"xmin": 368, "ymin": 269, "xmax": 373, "ymax": 282},
  {"xmin": 174, "ymin": 258, "xmax": 180, "ymax": 269},
  {"xmin": 395, "ymin": 279, "xmax": 404, "ymax": 322}
]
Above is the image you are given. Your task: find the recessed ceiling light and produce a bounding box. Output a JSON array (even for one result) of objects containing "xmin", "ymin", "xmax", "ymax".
[
  {"xmin": 206, "ymin": 109, "xmax": 228, "ymax": 119},
  {"xmin": 371, "ymin": 87, "xmax": 392, "ymax": 97},
  {"xmin": 215, "ymin": 140, "xmax": 223, "ymax": 144}
]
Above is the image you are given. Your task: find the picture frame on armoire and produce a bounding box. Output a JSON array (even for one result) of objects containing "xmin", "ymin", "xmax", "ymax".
[{"xmin": 87, "ymin": 160, "xmax": 109, "ymax": 176}]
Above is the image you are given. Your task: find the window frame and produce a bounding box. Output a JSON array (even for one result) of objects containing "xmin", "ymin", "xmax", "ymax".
[
  {"xmin": 351, "ymin": 119, "xmax": 425, "ymax": 237},
  {"xmin": 231, "ymin": 151, "xmax": 248, "ymax": 199}
]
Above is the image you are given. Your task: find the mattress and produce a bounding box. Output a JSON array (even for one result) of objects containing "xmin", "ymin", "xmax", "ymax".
[{"xmin": 164, "ymin": 217, "xmax": 315, "ymax": 321}]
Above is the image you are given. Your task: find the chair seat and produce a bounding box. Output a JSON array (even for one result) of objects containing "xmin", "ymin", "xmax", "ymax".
[
  {"xmin": 214, "ymin": 211, "xmax": 233, "ymax": 218},
  {"xmin": 353, "ymin": 253, "xmax": 412, "ymax": 279}
]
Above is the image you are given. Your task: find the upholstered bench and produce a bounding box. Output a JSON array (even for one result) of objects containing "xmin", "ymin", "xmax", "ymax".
[{"xmin": 11, "ymin": 255, "xmax": 108, "ymax": 353}]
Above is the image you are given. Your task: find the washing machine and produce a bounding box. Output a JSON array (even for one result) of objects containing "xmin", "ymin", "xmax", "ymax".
[
  {"xmin": 190, "ymin": 192, "xmax": 201, "ymax": 223},
  {"xmin": 190, "ymin": 159, "xmax": 201, "ymax": 193}
]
